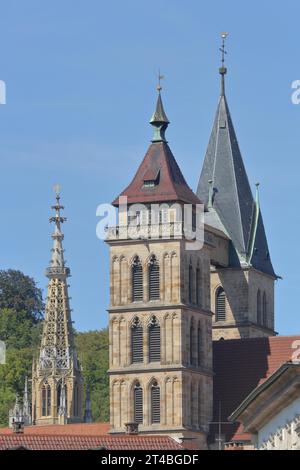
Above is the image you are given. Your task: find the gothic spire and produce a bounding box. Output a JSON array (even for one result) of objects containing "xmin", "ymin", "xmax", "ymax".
[
  {"xmin": 197, "ymin": 38, "xmax": 276, "ymax": 277},
  {"xmin": 150, "ymin": 74, "xmax": 169, "ymax": 143},
  {"xmin": 31, "ymin": 187, "xmax": 83, "ymax": 425}
]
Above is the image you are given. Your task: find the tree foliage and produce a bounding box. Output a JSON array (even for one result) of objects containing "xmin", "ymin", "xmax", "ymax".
[
  {"xmin": 0, "ymin": 270, "xmax": 44, "ymax": 427},
  {"xmin": 75, "ymin": 329, "xmax": 109, "ymax": 422},
  {"xmin": 0, "ymin": 270, "xmax": 44, "ymax": 322}
]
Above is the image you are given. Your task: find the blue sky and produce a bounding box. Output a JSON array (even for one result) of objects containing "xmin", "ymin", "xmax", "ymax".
[{"xmin": 0, "ymin": 1, "xmax": 299, "ymax": 334}]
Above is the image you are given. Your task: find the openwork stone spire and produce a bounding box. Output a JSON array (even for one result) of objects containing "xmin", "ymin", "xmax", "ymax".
[{"xmin": 31, "ymin": 187, "xmax": 83, "ymax": 425}]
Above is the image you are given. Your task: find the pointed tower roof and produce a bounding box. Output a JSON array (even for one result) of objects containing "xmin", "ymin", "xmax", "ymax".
[
  {"xmin": 197, "ymin": 41, "xmax": 276, "ymax": 277},
  {"xmin": 113, "ymin": 88, "xmax": 200, "ymax": 206}
]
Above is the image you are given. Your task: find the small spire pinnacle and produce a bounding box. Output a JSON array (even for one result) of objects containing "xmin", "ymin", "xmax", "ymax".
[
  {"xmin": 219, "ymin": 32, "xmax": 229, "ymax": 96},
  {"xmin": 255, "ymin": 182, "xmax": 260, "ymax": 208},
  {"xmin": 46, "ymin": 186, "xmax": 69, "ymax": 278},
  {"xmin": 150, "ymin": 71, "xmax": 169, "ymax": 143}
]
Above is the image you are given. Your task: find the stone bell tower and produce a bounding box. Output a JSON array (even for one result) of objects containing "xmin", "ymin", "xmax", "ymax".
[
  {"xmin": 32, "ymin": 187, "xmax": 83, "ymax": 425},
  {"xmin": 106, "ymin": 85, "xmax": 213, "ymax": 448}
]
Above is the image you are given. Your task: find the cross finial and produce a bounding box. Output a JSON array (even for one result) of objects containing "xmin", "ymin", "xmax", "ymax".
[
  {"xmin": 157, "ymin": 69, "xmax": 164, "ymax": 93},
  {"xmin": 220, "ymin": 32, "xmax": 228, "ymax": 68},
  {"xmin": 219, "ymin": 32, "xmax": 229, "ymax": 95}
]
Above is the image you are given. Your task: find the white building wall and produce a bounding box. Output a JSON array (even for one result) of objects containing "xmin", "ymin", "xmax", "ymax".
[{"xmin": 258, "ymin": 398, "xmax": 300, "ymax": 450}]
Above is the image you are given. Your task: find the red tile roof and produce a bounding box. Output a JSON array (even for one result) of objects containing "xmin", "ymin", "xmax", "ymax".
[
  {"xmin": 0, "ymin": 433, "xmax": 182, "ymax": 450},
  {"xmin": 212, "ymin": 335, "xmax": 300, "ymax": 443},
  {"xmin": 0, "ymin": 422, "xmax": 110, "ymax": 436},
  {"xmin": 113, "ymin": 142, "xmax": 201, "ymax": 206}
]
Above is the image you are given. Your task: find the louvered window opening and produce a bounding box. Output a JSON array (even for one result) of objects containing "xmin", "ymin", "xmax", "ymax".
[
  {"xmin": 216, "ymin": 288, "xmax": 226, "ymax": 321},
  {"xmin": 190, "ymin": 325, "xmax": 195, "ymax": 366},
  {"xmin": 149, "ymin": 262, "xmax": 160, "ymax": 300},
  {"xmin": 151, "ymin": 384, "xmax": 160, "ymax": 424},
  {"xmin": 196, "ymin": 268, "xmax": 200, "ymax": 305},
  {"xmin": 197, "ymin": 327, "xmax": 201, "ymax": 367},
  {"xmin": 134, "ymin": 386, "xmax": 143, "ymax": 424},
  {"xmin": 149, "ymin": 323, "xmax": 161, "ymax": 362},
  {"xmin": 131, "ymin": 325, "xmax": 143, "ymax": 363},
  {"xmin": 189, "ymin": 265, "xmax": 193, "ymax": 304},
  {"xmin": 132, "ymin": 261, "xmax": 143, "ymax": 301}
]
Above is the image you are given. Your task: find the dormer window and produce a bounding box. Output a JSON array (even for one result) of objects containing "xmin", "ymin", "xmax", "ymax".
[
  {"xmin": 143, "ymin": 180, "xmax": 155, "ymax": 188},
  {"xmin": 143, "ymin": 168, "xmax": 160, "ymax": 188}
]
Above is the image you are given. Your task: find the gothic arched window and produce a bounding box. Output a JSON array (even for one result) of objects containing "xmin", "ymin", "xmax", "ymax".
[
  {"xmin": 148, "ymin": 316, "xmax": 161, "ymax": 362},
  {"xmin": 189, "ymin": 263, "xmax": 193, "ymax": 304},
  {"xmin": 190, "ymin": 320, "xmax": 195, "ymax": 366},
  {"xmin": 134, "ymin": 382, "xmax": 143, "ymax": 424},
  {"xmin": 197, "ymin": 324, "xmax": 201, "ymax": 367},
  {"xmin": 132, "ymin": 256, "xmax": 143, "ymax": 302},
  {"xmin": 196, "ymin": 266, "xmax": 201, "ymax": 306},
  {"xmin": 263, "ymin": 292, "xmax": 267, "ymax": 327},
  {"xmin": 57, "ymin": 380, "xmax": 67, "ymax": 414},
  {"xmin": 149, "ymin": 255, "xmax": 160, "ymax": 300},
  {"xmin": 216, "ymin": 287, "xmax": 226, "ymax": 322},
  {"xmin": 257, "ymin": 289, "xmax": 262, "ymax": 325},
  {"xmin": 131, "ymin": 317, "xmax": 143, "ymax": 364},
  {"xmin": 41, "ymin": 382, "xmax": 51, "ymax": 417},
  {"xmin": 73, "ymin": 384, "xmax": 78, "ymax": 416},
  {"xmin": 150, "ymin": 380, "xmax": 160, "ymax": 424}
]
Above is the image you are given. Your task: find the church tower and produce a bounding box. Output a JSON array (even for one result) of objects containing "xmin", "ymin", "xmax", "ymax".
[
  {"xmin": 32, "ymin": 188, "xmax": 83, "ymax": 425},
  {"xmin": 197, "ymin": 34, "xmax": 277, "ymax": 340},
  {"xmin": 106, "ymin": 85, "xmax": 213, "ymax": 448}
]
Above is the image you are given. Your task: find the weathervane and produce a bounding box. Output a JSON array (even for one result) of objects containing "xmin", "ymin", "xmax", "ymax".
[{"xmin": 157, "ymin": 69, "xmax": 164, "ymax": 93}]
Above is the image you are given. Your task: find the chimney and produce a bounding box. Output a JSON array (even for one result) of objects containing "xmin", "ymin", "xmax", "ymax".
[
  {"xmin": 125, "ymin": 422, "xmax": 139, "ymax": 435},
  {"xmin": 12, "ymin": 419, "xmax": 24, "ymax": 434}
]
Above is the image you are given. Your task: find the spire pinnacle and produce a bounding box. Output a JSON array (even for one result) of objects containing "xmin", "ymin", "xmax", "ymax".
[
  {"xmin": 255, "ymin": 182, "xmax": 260, "ymax": 208},
  {"xmin": 46, "ymin": 186, "xmax": 69, "ymax": 279},
  {"xmin": 150, "ymin": 72, "xmax": 169, "ymax": 143},
  {"xmin": 219, "ymin": 32, "xmax": 229, "ymax": 96}
]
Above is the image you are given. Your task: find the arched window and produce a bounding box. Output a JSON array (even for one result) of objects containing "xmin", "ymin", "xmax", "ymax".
[
  {"xmin": 198, "ymin": 383, "xmax": 201, "ymax": 428},
  {"xmin": 263, "ymin": 292, "xmax": 267, "ymax": 327},
  {"xmin": 132, "ymin": 256, "xmax": 143, "ymax": 302},
  {"xmin": 190, "ymin": 320, "xmax": 195, "ymax": 366},
  {"xmin": 151, "ymin": 380, "xmax": 160, "ymax": 424},
  {"xmin": 41, "ymin": 382, "xmax": 51, "ymax": 417},
  {"xmin": 148, "ymin": 316, "xmax": 161, "ymax": 362},
  {"xmin": 73, "ymin": 384, "xmax": 78, "ymax": 416},
  {"xmin": 257, "ymin": 289, "xmax": 262, "ymax": 325},
  {"xmin": 57, "ymin": 380, "xmax": 67, "ymax": 414},
  {"xmin": 149, "ymin": 256, "xmax": 160, "ymax": 300},
  {"xmin": 131, "ymin": 317, "xmax": 143, "ymax": 363},
  {"xmin": 196, "ymin": 267, "xmax": 201, "ymax": 306},
  {"xmin": 134, "ymin": 382, "xmax": 143, "ymax": 424},
  {"xmin": 197, "ymin": 325, "xmax": 201, "ymax": 367},
  {"xmin": 189, "ymin": 263, "xmax": 193, "ymax": 304},
  {"xmin": 215, "ymin": 287, "xmax": 226, "ymax": 322}
]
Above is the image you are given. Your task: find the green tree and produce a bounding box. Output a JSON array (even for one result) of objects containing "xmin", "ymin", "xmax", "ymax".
[
  {"xmin": 0, "ymin": 270, "xmax": 44, "ymax": 321},
  {"xmin": 75, "ymin": 329, "xmax": 109, "ymax": 422},
  {"xmin": 0, "ymin": 270, "xmax": 44, "ymax": 427}
]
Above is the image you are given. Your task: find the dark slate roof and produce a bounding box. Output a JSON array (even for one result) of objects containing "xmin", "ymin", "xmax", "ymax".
[
  {"xmin": 211, "ymin": 335, "xmax": 300, "ymax": 443},
  {"xmin": 197, "ymin": 93, "xmax": 276, "ymax": 277},
  {"xmin": 113, "ymin": 141, "xmax": 201, "ymax": 206}
]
